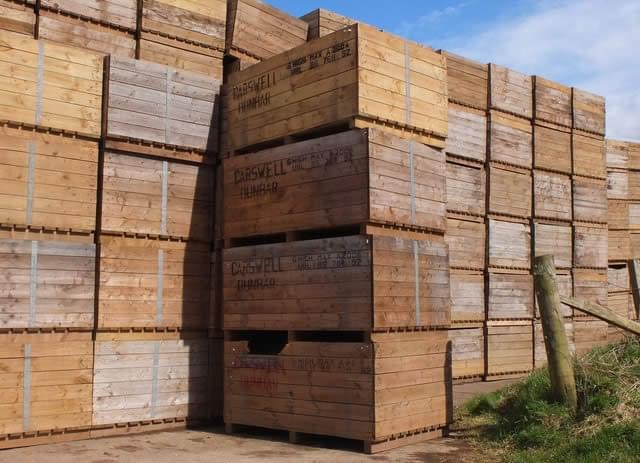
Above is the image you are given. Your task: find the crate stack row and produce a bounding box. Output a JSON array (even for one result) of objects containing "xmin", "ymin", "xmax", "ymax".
[
  {"xmin": 441, "ymin": 50, "xmax": 610, "ymax": 380},
  {"xmin": 606, "ymin": 140, "xmax": 640, "ymax": 341},
  {"xmin": 219, "ymin": 24, "xmax": 454, "ymax": 453},
  {"xmin": 0, "ymin": 0, "xmax": 224, "ymax": 445}
]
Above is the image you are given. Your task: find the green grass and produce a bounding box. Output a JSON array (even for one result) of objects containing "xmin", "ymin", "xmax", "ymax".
[{"xmin": 457, "ymin": 338, "xmax": 640, "ymax": 463}]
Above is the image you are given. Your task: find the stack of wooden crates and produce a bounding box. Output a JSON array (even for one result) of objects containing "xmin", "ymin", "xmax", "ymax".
[
  {"xmin": 219, "ymin": 25, "xmax": 453, "ymax": 453},
  {"xmin": 442, "ymin": 51, "xmax": 610, "ymax": 380}
]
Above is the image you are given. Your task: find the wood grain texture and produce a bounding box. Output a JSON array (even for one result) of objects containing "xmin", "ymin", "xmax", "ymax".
[
  {"xmin": 573, "ymin": 269, "xmax": 607, "ymax": 320},
  {"xmin": 489, "ymin": 165, "xmax": 532, "ymax": 219},
  {"xmin": 489, "ymin": 64, "xmax": 532, "ymax": 119},
  {"xmin": 607, "ymin": 201, "xmax": 629, "ymax": 230},
  {"xmin": 488, "ymin": 219, "xmax": 531, "ymax": 270},
  {"xmin": 92, "ymin": 336, "xmax": 209, "ymax": 426},
  {"xmin": 445, "ymin": 104, "xmax": 486, "ymax": 163},
  {"xmin": 448, "ymin": 327, "xmax": 484, "ymax": 378},
  {"xmin": 489, "ymin": 111, "xmax": 532, "ymax": 168},
  {"xmin": 222, "ymin": 25, "xmax": 448, "ymax": 154},
  {"xmin": 107, "ymin": 55, "xmax": 221, "ymax": 151},
  {"xmin": 0, "ymin": 0, "xmax": 35, "ymax": 36},
  {"xmin": 38, "ymin": 11, "xmax": 135, "ymax": 58},
  {"xmin": 533, "ymin": 77, "xmax": 571, "ymax": 127},
  {"xmin": 608, "ymin": 230, "xmax": 630, "ymax": 262},
  {"xmin": 300, "ymin": 8, "xmax": 357, "ymax": 40},
  {"xmin": 573, "ymin": 88, "xmax": 605, "ymax": 135},
  {"xmin": 98, "ymin": 236, "xmax": 211, "ymax": 330},
  {"xmin": 533, "ymin": 222, "xmax": 572, "ymax": 269},
  {"xmin": 226, "ymin": 0, "xmax": 308, "ymax": 59},
  {"xmin": 142, "ymin": 0, "xmax": 226, "ymax": 50},
  {"xmin": 534, "ymin": 122, "xmax": 571, "ymax": 174},
  {"xmin": 486, "ymin": 323, "xmax": 533, "ymax": 376},
  {"xmin": 223, "ymin": 234, "xmax": 451, "ymax": 331},
  {"xmin": 574, "ymin": 225, "xmax": 607, "ymax": 269},
  {"xmin": 0, "ymin": 332, "xmax": 93, "ymax": 436},
  {"xmin": 225, "ymin": 331, "xmax": 450, "ymax": 442},
  {"xmin": 534, "ymin": 319, "xmax": 574, "ymax": 368},
  {"xmin": 442, "ymin": 51, "xmax": 488, "ymax": 110},
  {"xmin": 573, "ymin": 176, "xmax": 607, "ymax": 224},
  {"xmin": 0, "ymin": 32, "xmax": 103, "ymax": 138},
  {"xmin": 41, "ymin": 0, "xmax": 137, "ymax": 30},
  {"xmin": 574, "ymin": 320, "xmax": 608, "ymax": 355},
  {"xmin": 573, "ymin": 131, "xmax": 605, "ymax": 179},
  {"xmin": 534, "ymin": 170, "xmax": 572, "ymax": 222},
  {"xmin": 224, "ymin": 129, "xmax": 446, "ymax": 238},
  {"xmin": 445, "ymin": 218, "xmax": 485, "ymax": 271},
  {"xmin": 446, "ymin": 159, "xmax": 485, "ymax": 217},
  {"xmin": 534, "ymin": 271, "xmax": 573, "ymax": 318},
  {"xmin": 450, "ymin": 271, "xmax": 484, "ymax": 323},
  {"xmin": 487, "ymin": 272, "xmax": 533, "ymax": 320},
  {"xmin": 608, "ymin": 264, "xmax": 630, "ymax": 292},
  {"xmin": 0, "ymin": 127, "xmax": 99, "ymax": 231}
]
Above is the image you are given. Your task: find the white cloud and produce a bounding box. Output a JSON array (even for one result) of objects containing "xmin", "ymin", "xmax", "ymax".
[
  {"xmin": 397, "ymin": 3, "xmax": 469, "ymax": 38},
  {"xmin": 442, "ymin": 0, "xmax": 640, "ymax": 141}
]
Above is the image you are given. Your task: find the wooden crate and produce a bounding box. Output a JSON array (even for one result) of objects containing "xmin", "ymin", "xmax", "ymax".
[
  {"xmin": 606, "ymin": 139, "xmax": 633, "ymax": 170},
  {"xmin": 0, "ymin": 127, "xmax": 99, "ymax": 231},
  {"xmin": 608, "ymin": 230, "xmax": 630, "ymax": 262},
  {"xmin": 0, "ymin": 32, "xmax": 103, "ymax": 138},
  {"xmin": 41, "ymin": 0, "xmax": 137, "ymax": 30},
  {"xmin": 223, "ymin": 234, "xmax": 450, "ymax": 331},
  {"xmin": 222, "ymin": 25, "xmax": 448, "ymax": 154},
  {"xmin": 487, "ymin": 273, "xmax": 533, "ymax": 320},
  {"xmin": 446, "ymin": 158, "xmax": 485, "ymax": 218},
  {"xmin": 488, "ymin": 219, "xmax": 531, "ymax": 270},
  {"xmin": 574, "ymin": 320, "xmax": 608, "ymax": 356},
  {"xmin": 98, "ymin": 236, "xmax": 210, "ymax": 330},
  {"xmin": 441, "ymin": 51, "xmax": 488, "ymax": 110},
  {"xmin": 301, "ymin": 8, "xmax": 357, "ymax": 40},
  {"xmin": 533, "ymin": 222, "xmax": 572, "ymax": 269},
  {"xmin": 607, "ymin": 169, "xmax": 629, "ymax": 201},
  {"xmin": 0, "ymin": 332, "xmax": 93, "ymax": 437},
  {"xmin": 224, "ymin": 331, "xmax": 450, "ymax": 452},
  {"xmin": 445, "ymin": 218, "xmax": 485, "ymax": 270},
  {"xmin": 445, "ymin": 104, "xmax": 486, "ymax": 163},
  {"xmin": 489, "ymin": 111, "xmax": 533, "ymax": 168},
  {"xmin": 573, "ymin": 131, "xmax": 606, "ymax": 179},
  {"xmin": 534, "ymin": 270, "xmax": 573, "ymax": 318},
  {"xmin": 534, "ymin": 320, "xmax": 574, "ymax": 368},
  {"xmin": 223, "ymin": 129, "xmax": 446, "ymax": 239},
  {"xmin": 105, "ymin": 55, "xmax": 221, "ymax": 155},
  {"xmin": 573, "ymin": 88, "xmax": 605, "ymax": 136},
  {"xmin": 0, "ymin": 0, "xmax": 35, "ymax": 36},
  {"xmin": 37, "ymin": 10, "xmax": 135, "ymax": 58},
  {"xmin": 141, "ymin": 0, "xmax": 226, "ymax": 50},
  {"xmin": 573, "ymin": 269, "xmax": 607, "ymax": 319},
  {"xmin": 533, "ymin": 171, "xmax": 572, "ymax": 222},
  {"xmin": 608, "ymin": 264, "xmax": 630, "ymax": 293},
  {"xmin": 608, "ymin": 291, "xmax": 632, "ymax": 319},
  {"xmin": 101, "ymin": 152, "xmax": 214, "ymax": 241},
  {"xmin": 450, "ymin": 271, "xmax": 484, "ymax": 324},
  {"xmin": 448, "ymin": 327, "xmax": 484, "ymax": 379},
  {"xmin": 0, "ymin": 238, "xmax": 95, "ymax": 329},
  {"xmin": 486, "ymin": 322, "xmax": 533, "ymax": 377},
  {"xmin": 226, "ymin": 0, "xmax": 308, "ymax": 60},
  {"xmin": 533, "ymin": 76, "xmax": 572, "ymax": 127},
  {"xmin": 92, "ymin": 332, "xmax": 209, "ymax": 427},
  {"xmin": 573, "ymin": 176, "xmax": 607, "ymax": 224},
  {"xmin": 631, "ymin": 233, "xmax": 640, "ymax": 259},
  {"xmin": 139, "ymin": 32, "xmax": 224, "ymax": 80},
  {"xmin": 608, "ymin": 201, "xmax": 629, "ymax": 230},
  {"xmin": 533, "ymin": 122, "xmax": 571, "ymax": 174},
  {"xmin": 489, "ymin": 64, "xmax": 532, "ymax": 119},
  {"xmin": 574, "ymin": 225, "xmax": 607, "ymax": 269},
  {"xmin": 630, "ymin": 203, "xmax": 640, "ymax": 230},
  {"xmin": 488, "ymin": 165, "xmax": 532, "ymax": 219}
]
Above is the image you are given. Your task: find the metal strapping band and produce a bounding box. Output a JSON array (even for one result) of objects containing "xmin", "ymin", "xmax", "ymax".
[
  {"xmin": 404, "ymin": 41, "xmax": 412, "ymax": 126},
  {"xmin": 161, "ymin": 160, "xmax": 169, "ymax": 235},
  {"xmin": 413, "ymin": 241, "xmax": 421, "ymax": 326},
  {"xmin": 409, "ymin": 141, "xmax": 417, "ymax": 225},
  {"xmin": 29, "ymin": 241, "xmax": 38, "ymax": 327},
  {"xmin": 23, "ymin": 344, "xmax": 32, "ymax": 430},
  {"xmin": 26, "ymin": 142, "xmax": 36, "ymax": 225},
  {"xmin": 35, "ymin": 41, "xmax": 45, "ymax": 126},
  {"xmin": 151, "ymin": 341, "xmax": 160, "ymax": 418},
  {"xmin": 156, "ymin": 249, "xmax": 164, "ymax": 323}
]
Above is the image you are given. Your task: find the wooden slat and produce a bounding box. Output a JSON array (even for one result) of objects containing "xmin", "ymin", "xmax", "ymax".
[
  {"xmin": 448, "ymin": 327, "xmax": 484, "ymax": 378},
  {"xmin": 534, "ymin": 319, "xmax": 574, "ymax": 368},
  {"xmin": 533, "ymin": 76, "xmax": 571, "ymax": 127},
  {"xmin": 41, "ymin": 0, "xmax": 137, "ymax": 30},
  {"xmin": 533, "ymin": 122, "xmax": 571, "ymax": 174},
  {"xmin": 489, "ymin": 111, "xmax": 532, "ymax": 168},
  {"xmin": 300, "ymin": 9, "xmax": 357, "ymax": 40},
  {"xmin": 574, "ymin": 225, "xmax": 607, "ymax": 269},
  {"xmin": 442, "ymin": 51, "xmax": 487, "ymax": 110},
  {"xmin": 488, "ymin": 219, "xmax": 531, "ymax": 270},
  {"xmin": 533, "ymin": 170, "xmax": 572, "ymax": 222},
  {"xmin": 573, "ymin": 268, "xmax": 607, "ymax": 320},
  {"xmin": 486, "ymin": 323, "xmax": 533, "ymax": 376},
  {"xmin": 573, "ymin": 176, "xmax": 607, "ymax": 224},
  {"xmin": 533, "ymin": 222, "xmax": 572, "ymax": 269},
  {"xmin": 573, "ymin": 319, "xmax": 608, "ymax": 355},
  {"xmin": 445, "ymin": 104, "xmax": 486, "ymax": 163},
  {"xmin": 573, "ymin": 88, "xmax": 605, "ymax": 135},
  {"xmin": 489, "ymin": 64, "xmax": 532, "ymax": 119},
  {"xmin": 0, "ymin": 0, "xmax": 35, "ymax": 36},
  {"xmin": 446, "ymin": 158, "xmax": 485, "ymax": 217},
  {"xmin": 488, "ymin": 165, "xmax": 532, "ymax": 219},
  {"xmin": 450, "ymin": 271, "xmax": 484, "ymax": 323},
  {"xmin": 573, "ymin": 131, "xmax": 605, "ymax": 179},
  {"xmin": 487, "ymin": 272, "xmax": 533, "ymax": 320},
  {"xmin": 445, "ymin": 218, "xmax": 485, "ymax": 271}
]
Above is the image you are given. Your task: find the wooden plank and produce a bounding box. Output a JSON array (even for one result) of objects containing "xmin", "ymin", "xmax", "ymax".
[
  {"xmin": 488, "ymin": 164, "xmax": 532, "ymax": 219},
  {"xmin": 445, "ymin": 218, "xmax": 485, "ymax": 270},
  {"xmin": 486, "ymin": 323, "xmax": 533, "ymax": 376},
  {"xmin": 98, "ymin": 236, "xmax": 211, "ymax": 330},
  {"xmin": 533, "ymin": 170, "xmax": 572, "ymax": 222},
  {"xmin": 573, "ymin": 131, "xmax": 605, "ymax": 179},
  {"xmin": 0, "ymin": 0, "xmax": 35, "ymax": 36},
  {"xmin": 534, "ymin": 319, "xmax": 574, "ymax": 368},
  {"xmin": 441, "ymin": 51, "xmax": 488, "ymax": 110},
  {"xmin": 448, "ymin": 327, "xmax": 484, "ymax": 378},
  {"xmin": 142, "ymin": 0, "xmax": 226, "ymax": 50},
  {"xmin": 300, "ymin": 9, "xmax": 357, "ymax": 40},
  {"xmin": 608, "ymin": 230, "xmax": 630, "ymax": 262},
  {"xmin": 573, "ymin": 268, "xmax": 607, "ymax": 320},
  {"xmin": 450, "ymin": 271, "xmax": 484, "ymax": 323},
  {"xmin": 533, "ymin": 122, "xmax": 571, "ymax": 174},
  {"xmin": 41, "ymin": 0, "xmax": 137, "ymax": 30},
  {"xmin": 573, "ymin": 319, "xmax": 608, "ymax": 355},
  {"xmin": 533, "ymin": 76, "xmax": 571, "ymax": 127},
  {"xmin": 573, "ymin": 88, "xmax": 605, "ymax": 135},
  {"xmin": 446, "ymin": 158, "xmax": 485, "ymax": 217},
  {"xmin": 489, "ymin": 111, "xmax": 532, "ymax": 168},
  {"xmin": 533, "ymin": 222, "xmax": 572, "ymax": 269},
  {"xmin": 488, "ymin": 219, "xmax": 531, "ymax": 270},
  {"xmin": 223, "ymin": 128, "xmax": 446, "ymax": 238},
  {"xmin": 0, "ymin": 126, "xmax": 99, "ymax": 231},
  {"xmin": 445, "ymin": 104, "xmax": 486, "ymax": 163},
  {"xmin": 487, "ymin": 272, "xmax": 533, "ymax": 320},
  {"xmin": 489, "ymin": 64, "xmax": 532, "ymax": 119},
  {"xmin": 534, "ymin": 270, "xmax": 573, "ymax": 318},
  {"xmin": 574, "ymin": 225, "xmax": 607, "ymax": 269},
  {"xmin": 573, "ymin": 176, "xmax": 607, "ymax": 224},
  {"xmin": 608, "ymin": 263, "xmax": 630, "ymax": 293}
]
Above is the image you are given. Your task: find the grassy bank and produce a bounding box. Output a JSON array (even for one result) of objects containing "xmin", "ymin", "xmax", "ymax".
[{"xmin": 456, "ymin": 339, "xmax": 640, "ymax": 463}]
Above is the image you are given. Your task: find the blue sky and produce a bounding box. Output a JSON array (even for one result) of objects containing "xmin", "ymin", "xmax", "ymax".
[{"xmin": 268, "ymin": 0, "xmax": 640, "ymax": 141}]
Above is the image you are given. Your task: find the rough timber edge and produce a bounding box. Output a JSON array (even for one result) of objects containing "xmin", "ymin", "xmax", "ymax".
[
  {"xmin": 105, "ymin": 138, "xmax": 216, "ymax": 166},
  {"xmin": 0, "ymin": 120, "xmax": 101, "ymax": 142},
  {"xmin": 38, "ymin": 4, "xmax": 137, "ymax": 33}
]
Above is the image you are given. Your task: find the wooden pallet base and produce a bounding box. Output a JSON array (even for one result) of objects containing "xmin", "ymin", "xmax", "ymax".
[
  {"xmin": 90, "ymin": 418, "xmax": 207, "ymax": 439},
  {"xmin": 0, "ymin": 428, "xmax": 91, "ymax": 450},
  {"xmin": 484, "ymin": 371, "xmax": 530, "ymax": 382},
  {"xmin": 224, "ymin": 423, "xmax": 446, "ymax": 454},
  {"xmin": 105, "ymin": 138, "xmax": 214, "ymax": 165},
  {"xmin": 453, "ymin": 376, "xmax": 485, "ymax": 385}
]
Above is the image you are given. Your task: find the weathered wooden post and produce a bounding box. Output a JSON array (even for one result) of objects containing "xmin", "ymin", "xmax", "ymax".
[
  {"xmin": 629, "ymin": 259, "xmax": 640, "ymax": 319},
  {"xmin": 533, "ymin": 255, "xmax": 578, "ymax": 412}
]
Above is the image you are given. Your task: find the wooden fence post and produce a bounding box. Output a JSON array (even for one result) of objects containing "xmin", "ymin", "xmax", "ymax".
[
  {"xmin": 533, "ymin": 255, "xmax": 578, "ymax": 412},
  {"xmin": 629, "ymin": 259, "xmax": 640, "ymax": 319}
]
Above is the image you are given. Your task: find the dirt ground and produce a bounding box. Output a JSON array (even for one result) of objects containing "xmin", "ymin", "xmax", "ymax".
[{"xmin": 0, "ymin": 380, "xmax": 516, "ymax": 463}]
